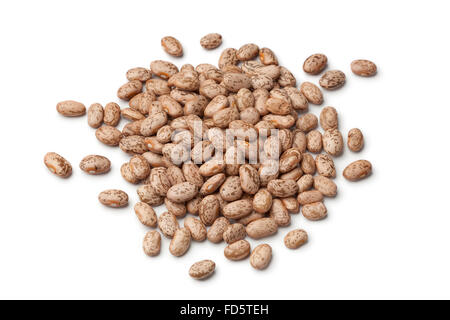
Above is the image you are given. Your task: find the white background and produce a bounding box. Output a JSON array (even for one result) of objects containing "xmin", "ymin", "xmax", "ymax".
[{"xmin": 0, "ymin": 0, "xmax": 449, "ymax": 300}]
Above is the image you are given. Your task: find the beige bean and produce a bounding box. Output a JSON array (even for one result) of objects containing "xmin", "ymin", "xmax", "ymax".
[
  {"xmin": 223, "ymin": 223, "xmax": 246, "ymax": 244},
  {"xmin": 250, "ymin": 244, "xmax": 272, "ymax": 270},
  {"xmin": 351, "ymin": 59, "xmax": 377, "ymax": 77},
  {"xmin": 348, "ymin": 128, "xmax": 364, "ymax": 152},
  {"xmin": 144, "ymin": 136, "xmax": 164, "ymax": 154},
  {"xmin": 145, "ymin": 79, "xmax": 171, "ymax": 96},
  {"xmin": 159, "ymin": 95, "xmax": 184, "ymax": 118},
  {"xmin": 200, "ymin": 33, "xmax": 222, "ymax": 50},
  {"xmin": 158, "ymin": 212, "xmax": 179, "ymax": 238},
  {"xmin": 219, "ymin": 176, "xmax": 243, "ymax": 202},
  {"xmin": 302, "ymin": 202, "xmax": 328, "ymax": 221},
  {"xmin": 238, "ymin": 212, "xmax": 266, "ymax": 226},
  {"xmin": 200, "ymin": 173, "xmax": 226, "ymax": 196},
  {"xmin": 297, "ymin": 174, "xmax": 314, "ymax": 193},
  {"xmin": 251, "ymin": 74, "xmax": 274, "ymax": 91},
  {"xmin": 166, "ymin": 182, "xmax": 198, "ymax": 203},
  {"xmin": 121, "ymin": 163, "xmax": 139, "ymax": 184},
  {"xmin": 87, "ymin": 103, "xmax": 104, "ymax": 128},
  {"xmin": 258, "ymin": 159, "xmax": 280, "ymax": 187},
  {"xmin": 127, "ymin": 67, "xmax": 152, "ymax": 82},
  {"xmin": 270, "ymin": 199, "xmax": 290, "ymax": 227},
  {"xmin": 44, "ymin": 152, "xmax": 72, "ymax": 178},
  {"xmin": 267, "ymin": 179, "xmax": 298, "ymax": 198},
  {"xmin": 280, "ymin": 167, "xmax": 303, "ymax": 181},
  {"xmin": 284, "ymin": 229, "xmax": 308, "ymax": 249},
  {"xmin": 184, "ymin": 217, "xmax": 207, "ymax": 241},
  {"xmin": 150, "ymin": 60, "xmax": 179, "ymax": 80},
  {"xmin": 306, "ymin": 130, "xmax": 323, "ymax": 153},
  {"xmin": 98, "ymin": 189, "xmax": 128, "ymax": 208},
  {"xmin": 198, "ymin": 195, "xmax": 220, "ymax": 226},
  {"xmin": 300, "ymin": 82, "xmax": 323, "ymax": 105},
  {"xmin": 128, "ymin": 155, "xmax": 149, "ymax": 180},
  {"xmin": 297, "ymin": 190, "xmax": 324, "ymax": 205},
  {"xmin": 143, "ymin": 230, "xmax": 161, "ymax": 257},
  {"xmin": 122, "ymin": 120, "xmax": 143, "ymax": 137},
  {"xmin": 263, "ymin": 114, "xmax": 296, "ymax": 129},
  {"xmin": 297, "ymin": 113, "xmax": 318, "ymax": 132},
  {"xmin": 103, "ymin": 102, "xmax": 121, "ymax": 126},
  {"xmin": 315, "ymin": 154, "xmax": 336, "ymax": 178},
  {"xmin": 140, "ymin": 111, "xmax": 168, "ymax": 136},
  {"xmin": 137, "ymin": 184, "xmax": 164, "ymax": 206},
  {"xmin": 121, "ymin": 108, "xmax": 145, "ymax": 121},
  {"xmin": 207, "ymin": 217, "xmax": 230, "ymax": 243},
  {"xmin": 149, "ymin": 167, "xmax": 171, "ymax": 196},
  {"xmin": 117, "ymin": 80, "xmax": 142, "ymax": 100},
  {"xmin": 253, "ymin": 88, "xmax": 270, "ymax": 115},
  {"xmin": 165, "ymin": 198, "xmax": 187, "ymax": 218},
  {"xmin": 56, "ymin": 100, "xmax": 86, "ymax": 117},
  {"xmin": 246, "ymin": 218, "xmax": 278, "ymax": 239},
  {"xmin": 224, "ymin": 240, "xmax": 251, "ymax": 261},
  {"xmin": 166, "ymin": 166, "xmax": 186, "ymax": 185},
  {"xmin": 119, "ymin": 135, "xmax": 148, "ymax": 154},
  {"xmin": 239, "ymin": 164, "xmax": 260, "ymax": 195},
  {"xmin": 266, "ymin": 98, "xmax": 292, "ymax": 115},
  {"xmin": 223, "ymin": 199, "xmax": 253, "ymax": 220},
  {"xmin": 303, "ymin": 54, "xmax": 328, "ymax": 75},
  {"xmin": 281, "ymin": 197, "xmax": 300, "ymax": 214},
  {"xmin": 240, "ymin": 107, "xmax": 260, "ymax": 125},
  {"xmin": 218, "ymin": 48, "xmax": 238, "ymax": 69},
  {"xmin": 301, "ymin": 153, "xmax": 316, "ymax": 175},
  {"xmin": 285, "ymin": 87, "xmax": 308, "ymax": 111},
  {"xmin": 322, "ymin": 129, "xmax": 344, "ymax": 156},
  {"xmin": 142, "ymin": 151, "xmax": 171, "ymax": 169},
  {"xmin": 320, "ymin": 106, "xmax": 338, "ymax": 130},
  {"xmin": 320, "ymin": 70, "xmax": 346, "ymax": 90},
  {"xmin": 213, "ymin": 107, "xmax": 240, "ymax": 128},
  {"xmin": 169, "ymin": 228, "xmax": 191, "ymax": 257},
  {"xmin": 314, "ymin": 176, "xmax": 337, "ymax": 197},
  {"xmin": 79, "ymin": 155, "xmax": 110, "ymax": 175},
  {"xmin": 199, "ymin": 159, "xmax": 226, "ymax": 177},
  {"xmin": 223, "ymin": 73, "xmax": 252, "ymax": 93},
  {"xmin": 186, "ymin": 196, "xmax": 202, "ymax": 215},
  {"xmin": 134, "ymin": 202, "xmax": 157, "ymax": 228},
  {"xmin": 130, "ymin": 91, "xmax": 156, "ymax": 115},
  {"xmin": 278, "ymin": 67, "xmax": 296, "ymax": 87},
  {"xmin": 253, "ymin": 188, "xmax": 273, "ymax": 214},
  {"xmin": 259, "ymin": 47, "xmax": 278, "ymax": 65},
  {"xmin": 237, "ymin": 43, "xmax": 259, "ymax": 61},
  {"xmin": 189, "ymin": 260, "xmax": 216, "ymax": 280},
  {"xmin": 161, "ymin": 36, "xmax": 183, "ymax": 57},
  {"xmin": 292, "ymin": 130, "xmax": 307, "ymax": 152},
  {"xmin": 343, "ymin": 160, "xmax": 372, "ymax": 181}
]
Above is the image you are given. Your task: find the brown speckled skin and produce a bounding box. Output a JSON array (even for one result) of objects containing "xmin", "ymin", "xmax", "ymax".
[
  {"xmin": 343, "ymin": 160, "xmax": 372, "ymax": 181},
  {"xmin": 134, "ymin": 202, "xmax": 157, "ymax": 227},
  {"xmin": 137, "ymin": 184, "xmax": 164, "ymax": 206},
  {"xmin": 237, "ymin": 43, "xmax": 259, "ymax": 61},
  {"xmin": 87, "ymin": 103, "xmax": 104, "ymax": 128},
  {"xmin": 314, "ymin": 176, "xmax": 337, "ymax": 197},
  {"xmin": 223, "ymin": 199, "xmax": 253, "ymax": 220},
  {"xmin": 239, "ymin": 164, "xmax": 260, "ymax": 194},
  {"xmin": 223, "ymin": 223, "xmax": 246, "ymax": 244},
  {"xmin": 220, "ymin": 176, "xmax": 243, "ymax": 201},
  {"xmin": 161, "ymin": 36, "xmax": 183, "ymax": 57},
  {"xmin": 223, "ymin": 73, "xmax": 252, "ymax": 93},
  {"xmin": 300, "ymin": 82, "xmax": 324, "ymax": 105},
  {"xmin": 199, "ymin": 195, "xmax": 220, "ymax": 226},
  {"xmin": 140, "ymin": 111, "xmax": 168, "ymax": 137},
  {"xmin": 143, "ymin": 230, "xmax": 161, "ymax": 257},
  {"xmin": 303, "ymin": 54, "xmax": 328, "ymax": 75},
  {"xmin": 297, "ymin": 190, "xmax": 324, "ymax": 206},
  {"xmin": 126, "ymin": 67, "xmax": 152, "ymax": 82},
  {"xmin": 278, "ymin": 67, "xmax": 296, "ymax": 87},
  {"xmin": 284, "ymin": 229, "xmax": 308, "ymax": 249},
  {"xmin": 302, "ymin": 202, "xmax": 327, "ymax": 221},
  {"xmin": 98, "ymin": 189, "xmax": 128, "ymax": 208},
  {"xmin": 265, "ymin": 98, "xmax": 291, "ymax": 116},
  {"xmin": 158, "ymin": 212, "xmax": 179, "ymax": 238},
  {"xmin": 267, "ymin": 179, "xmax": 299, "ymax": 198},
  {"xmin": 166, "ymin": 182, "xmax": 198, "ymax": 203},
  {"xmin": 145, "ymin": 79, "xmax": 171, "ymax": 96},
  {"xmin": 296, "ymin": 113, "xmax": 318, "ymax": 132},
  {"xmin": 347, "ymin": 128, "xmax": 364, "ymax": 152},
  {"xmin": 253, "ymin": 188, "xmax": 273, "ymax": 213},
  {"xmin": 200, "ymin": 33, "xmax": 222, "ymax": 50},
  {"xmin": 301, "ymin": 153, "xmax": 316, "ymax": 175},
  {"xmin": 351, "ymin": 59, "xmax": 377, "ymax": 77},
  {"xmin": 207, "ymin": 217, "xmax": 230, "ymax": 243},
  {"xmin": 150, "ymin": 60, "xmax": 179, "ymax": 80},
  {"xmin": 129, "ymin": 155, "xmax": 150, "ymax": 180},
  {"xmin": 79, "ymin": 155, "xmax": 110, "ymax": 175},
  {"xmin": 121, "ymin": 108, "xmax": 145, "ymax": 122},
  {"xmin": 322, "ymin": 129, "xmax": 344, "ymax": 156},
  {"xmin": 246, "ymin": 218, "xmax": 278, "ymax": 239},
  {"xmin": 270, "ymin": 199, "xmax": 291, "ymax": 227},
  {"xmin": 315, "ymin": 154, "xmax": 336, "ymax": 178},
  {"xmin": 281, "ymin": 197, "xmax": 300, "ymax": 214},
  {"xmin": 250, "ymin": 244, "xmax": 272, "ymax": 270},
  {"xmin": 320, "ymin": 107, "xmax": 338, "ymax": 130},
  {"xmin": 259, "ymin": 48, "xmax": 278, "ymax": 66},
  {"xmin": 224, "ymin": 240, "xmax": 251, "ymax": 261},
  {"xmin": 297, "ymin": 174, "xmax": 314, "ymax": 193},
  {"xmin": 182, "ymin": 163, "xmax": 205, "ymax": 188},
  {"xmin": 285, "ymin": 87, "xmax": 308, "ymax": 111},
  {"xmin": 44, "ymin": 152, "xmax": 72, "ymax": 178},
  {"xmin": 56, "ymin": 100, "xmax": 86, "ymax": 117},
  {"xmin": 165, "ymin": 197, "xmax": 187, "ymax": 218},
  {"xmin": 103, "ymin": 102, "xmax": 121, "ymax": 127},
  {"xmin": 189, "ymin": 260, "xmax": 216, "ymax": 280},
  {"xmin": 251, "ymin": 74, "xmax": 274, "ymax": 91},
  {"xmin": 121, "ymin": 163, "xmax": 140, "ymax": 184},
  {"xmin": 117, "ymin": 80, "xmax": 143, "ymax": 101},
  {"xmin": 200, "ymin": 173, "xmax": 226, "ymax": 196},
  {"xmin": 95, "ymin": 125, "xmax": 123, "ymax": 146},
  {"xmin": 169, "ymin": 228, "xmax": 191, "ymax": 257},
  {"xmin": 185, "ymin": 217, "xmax": 207, "ymax": 241},
  {"xmin": 319, "ymin": 70, "xmax": 346, "ymax": 90},
  {"xmin": 119, "ymin": 135, "xmax": 148, "ymax": 154},
  {"xmin": 306, "ymin": 130, "xmax": 323, "ymax": 154},
  {"xmin": 218, "ymin": 48, "xmax": 238, "ymax": 70},
  {"xmin": 149, "ymin": 167, "xmax": 171, "ymax": 196}
]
